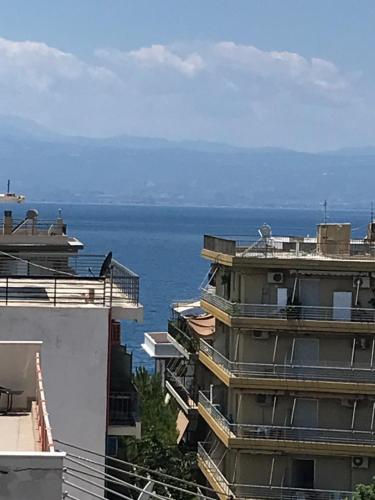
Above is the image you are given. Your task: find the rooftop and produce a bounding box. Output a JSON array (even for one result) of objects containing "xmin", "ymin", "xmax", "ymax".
[
  {"xmin": 0, "ymin": 209, "xmax": 83, "ymax": 252},
  {"xmin": 203, "ymin": 222, "xmax": 375, "ymax": 267}
]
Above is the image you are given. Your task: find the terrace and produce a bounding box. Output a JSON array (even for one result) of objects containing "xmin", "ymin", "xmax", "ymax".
[
  {"xmin": 0, "ymin": 253, "xmax": 142, "ymax": 320},
  {"xmin": 198, "ymin": 391, "xmax": 375, "ymax": 455},
  {"xmin": 199, "ymin": 339, "xmax": 375, "ymax": 394}
]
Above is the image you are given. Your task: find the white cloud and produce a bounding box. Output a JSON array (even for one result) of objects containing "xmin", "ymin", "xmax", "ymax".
[{"xmin": 0, "ymin": 36, "xmax": 366, "ymax": 149}]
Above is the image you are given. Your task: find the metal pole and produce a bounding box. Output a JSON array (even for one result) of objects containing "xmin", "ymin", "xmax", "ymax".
[
  {"xmin": 350, "ymin": 338, "xmax": 356, "ymax": 367},
  {"xmin": 5, "ymin": 277, "xmax": 8, "ymax": 305},
  {"xmin": 272, "ymin": 335, "xmax": 279, "ymax": 364},
  {"xmin": 53, "ymin": 278, "xmax": 57, "ymax": 306}
]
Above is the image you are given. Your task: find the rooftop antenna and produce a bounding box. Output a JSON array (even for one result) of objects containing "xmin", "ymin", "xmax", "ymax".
[
  {"xmin": 7, "ymin": 179, "xmax": 10, "ymax": 195},
  {"xmin": 323, "ymin": 200, "xmax": 328, "ymax": 224},
  {"xmin": 371, "ymin": 202, "xmax": 374, "ymax": 223}
]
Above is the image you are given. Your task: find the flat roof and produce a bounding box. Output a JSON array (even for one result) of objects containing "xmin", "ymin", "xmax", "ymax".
[{"xmin": 0, "ymin": 413, "xmax": 38, "ymax": 451}]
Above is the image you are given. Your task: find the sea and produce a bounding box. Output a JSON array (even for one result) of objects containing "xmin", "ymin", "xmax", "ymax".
[{"xmin": 9, "ymin": 203, "xmax": 372, "ymax": 370}]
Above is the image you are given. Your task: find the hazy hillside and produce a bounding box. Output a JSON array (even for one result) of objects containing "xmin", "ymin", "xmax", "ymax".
[{"xmin": 0, "ymin": 117, "xmax": 373, "ymax": 208}]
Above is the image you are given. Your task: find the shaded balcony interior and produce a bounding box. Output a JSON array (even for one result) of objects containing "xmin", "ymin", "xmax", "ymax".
[
  {"xmin": 200, "ymin": 334, "xmax": 375, "ymax": 387},
  {"xmin": 198, "ymin": 390, "xmax": 375, "ymax": 450},
  {"xmin": 108, "ymin": 321, "xmax": 140, "ymax": 430},
  {"xmin": 198, "ymin": 441, "xmax": 355, "ymax": 500}
]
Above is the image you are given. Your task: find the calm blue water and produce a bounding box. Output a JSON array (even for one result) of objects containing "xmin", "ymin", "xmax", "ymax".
[{"xmin": 9, "ymin": 203, "xmax": 371, "ymax": 369}]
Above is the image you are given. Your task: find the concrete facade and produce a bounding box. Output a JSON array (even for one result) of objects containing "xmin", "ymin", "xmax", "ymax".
[{"xmin": 198, "ymin": 225, "xmax": 375, "ymax": 498}]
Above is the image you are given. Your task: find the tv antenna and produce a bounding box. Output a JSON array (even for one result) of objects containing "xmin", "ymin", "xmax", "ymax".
[{"xmin": 323, "ymin": 200, "xmax": 328, "ymax": 224}]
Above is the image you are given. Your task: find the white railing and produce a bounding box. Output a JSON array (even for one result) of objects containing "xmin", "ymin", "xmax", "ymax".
[
  {"xmin": 199, "ymin": 391, "xmax": 375, "ymax": 446},
  {"xmin": 197, "ymin": 442, "xmax": 353, "ymax": 499},
  {"xmin": 201, "ymin": 289, "xmax": 375, "ymax": 323},
  {"xmin": 200, "ymin": 339, "xmax": 375, "ymax": 384}
]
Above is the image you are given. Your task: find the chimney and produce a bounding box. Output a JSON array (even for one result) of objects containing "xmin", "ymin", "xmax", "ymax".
[
  {"xmin": 3, "ymin": 210, "xmax": 12, "ymax": 235},
  {"xmin": 317, "ymin": 223, "xmax": 351, "ymax": 256}
]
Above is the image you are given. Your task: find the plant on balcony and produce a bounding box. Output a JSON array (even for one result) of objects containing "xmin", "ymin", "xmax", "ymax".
[{"xmin": 353, "ymin": 481, "xmax": 375, "ymax": 499}]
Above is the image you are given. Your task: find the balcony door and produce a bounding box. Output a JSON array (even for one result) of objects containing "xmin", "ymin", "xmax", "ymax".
[
  {"xmin": 300, "ymin": 279, "xmax": 320, "ymax": 305},
  {"xmin": 293, "ymin": 398, "xmax": 318, "ymax": 428},
  {"xmin": 293, "ymin": 338, "xmax": 319, "ymax": 366},
  {"xmin": 333, "ymin": 291, "xmax": 352, "ymax": 321},
  {"xmin": 291, "ymin": 459, "xmax": 315, "ymax": 489}
]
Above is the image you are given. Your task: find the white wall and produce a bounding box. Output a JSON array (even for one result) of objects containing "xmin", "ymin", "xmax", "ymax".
[
  {"xmin": 0, "ymin": 307, "xmax": 109, "ymax": 467},
  {"xmin": 0, "ymin": 341, "xmax": 41, "ymax": 410},
  {"xmin": 0, "ymin": 452, "xmax": 65, "ymax": 500}
]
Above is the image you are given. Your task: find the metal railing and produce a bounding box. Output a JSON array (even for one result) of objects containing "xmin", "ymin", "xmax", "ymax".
[
  {"xmin": 198, "ymin": 442, "xmax": 354, "ymax": 499},
  {"xmin": 201, "ymin": 289, "xmax": 375, "ymax": 323},
  {"xmin": 199, "ymin": 391, "xmax": 375, "ymax": 446},
  {"xmin": 108, "ymin": 391, "xmax": 139, "ymax": 426},
  {"xmin": 35, "ymin": 352, "xmax": 55, "ymax": 452},
  {"xmin": 8, "ymin": 218, "xmax": 65, "ymax": 236},
  {"xmin": 0, "ymin": 254, "xmax": 139, "ymax": 306},
  {"xmin": 165, "ymin": 367, "xmax": 197, "ymax": 409},
  {"xmin": 203, "ymin": 234, "xmax": 375, "ymax": 261},
  {"xmin": 168, "ymin": 320, "xmax": 199, "ymax": 353},
  {"xmin": 200, "ymin": 339, "xmax": 375, "ymax": 384}
]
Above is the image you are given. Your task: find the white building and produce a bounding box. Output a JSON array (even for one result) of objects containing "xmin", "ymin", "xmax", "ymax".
[{"xmin": 0, "ymin": 209, "xmax": 143, "ymax": 498}]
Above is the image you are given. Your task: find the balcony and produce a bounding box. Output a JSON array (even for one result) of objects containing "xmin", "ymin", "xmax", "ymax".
[
  {"xmin": 168, "ymin": 319, "xmax": 200, "ymax": 354},
  {"xmin": 198, "ymin": 391, "xmax": 375, "ymax": 456},
  {"xmin": 199, "ymin": 339, "xmax": 375, "ymax": 395},
  {"xmin": 0, "ymin": 254, "xmax": 142, "ymax": 320},
  {"xmin": 165, "ymin": 364, "xmax": 198, "ymax": 413},
  {"xmin": 108, "ymin": 391, "xmax": 141, "ymax": 438},
  {"xmin": 198, "ymin": 442, "xmax": 353, "ymax": 500},
  {"xmin": 201, "ymin": 288, "xmax": 375, "ymax": 332}
]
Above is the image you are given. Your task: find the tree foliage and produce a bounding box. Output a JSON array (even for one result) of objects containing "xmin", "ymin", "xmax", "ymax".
[
  {"xmin": 353, "ymin": 482, "xmax": 375, "ymax": 500},
  {"xmin": 113, "ymin": 367, "xmax": 197, "ymax": 500}
]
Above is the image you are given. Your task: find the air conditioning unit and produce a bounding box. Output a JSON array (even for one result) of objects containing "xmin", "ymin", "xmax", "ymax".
[
  {"xmin": 268, "ymin": 272, "xmax": 284, "ymax": 284},
  {"xmin": 255, "ymin": 394, "xmax": 274, "ymax": 406},
  {"xmin": 352, "ymin": 456, "xmax": 369, "ymax": 469},
  {"xmin": 341, "ymin": 398, "xmax": 355, "ymax": 408},
  {"xmin": 353, "ymin": 276, "xmax": 370, "ymax": 289},
  {"xmin": 252, "ymin": 330, "xmax": 270, "ymax": 340}
]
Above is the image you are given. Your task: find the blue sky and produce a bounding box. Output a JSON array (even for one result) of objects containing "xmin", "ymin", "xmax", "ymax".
[{"xmin": 0, "ymin": 1, "xmax": 374, "ymax": 150}]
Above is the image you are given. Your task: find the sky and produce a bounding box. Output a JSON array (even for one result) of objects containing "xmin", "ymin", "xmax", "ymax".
[{"xmin": 0, "ymin": 0, "xmax": 374, "ymax": 151}]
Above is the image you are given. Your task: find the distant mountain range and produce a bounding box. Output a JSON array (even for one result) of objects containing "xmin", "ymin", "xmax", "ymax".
[{"xmin": 0, "ymin": 115, "xmax": 374, "ymax": 208}]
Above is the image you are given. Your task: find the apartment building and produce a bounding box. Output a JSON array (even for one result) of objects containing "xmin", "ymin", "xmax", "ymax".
[
  {"xmin": 143, "ymin": 300, "xmax": 214, "ymax": 447},
  {"xmin": 0, "ymin": 341, "xmax": 65, "ymax": 500},
  {"xmin": 0, "ymin": 208, "xmax": 143, "ymax": 472},
  {"xmin": 197, "ymin": 222, "xmax": 375, "ymax": 499}
]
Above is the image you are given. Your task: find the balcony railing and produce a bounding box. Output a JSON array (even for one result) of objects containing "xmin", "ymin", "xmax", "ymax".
[
  {"xmin": 199, "ymin": 391, "xmax": 375, "ymax": 446},
  {"xmin": 203, "ymin": 234, "xmax": 375, "ymax": 261},
  {"xmin": 35, "ymin": 352, "xmax": 55, "ymax": 452},
  {"xmin": 201, "ymin": 289, "xmax": 375, "ymax": 323},
  {"xmin": 0, "ymin": 255, "xmax": 139, "ymax": 306},
  {"xmin": 198, "ymin": 443, "xmax": 353, "ymax": 500},
  {"xmin": 168, "ymin": 320, "xmax": 199, "ymax": 353},
  {"xmin": 108, "ymin": 391, "xmax": 139, "ymax": 426},
  {"xmin": 200, "ymin": 339, "xmax": 375, "ymax": 384},
  {"xmin": 165, "ymin": 367, "xmax": 197, "ymax": 409}
]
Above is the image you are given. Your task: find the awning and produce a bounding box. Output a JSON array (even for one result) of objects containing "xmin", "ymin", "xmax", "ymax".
[
  {"xmin": 173, "ymin": 301, "xmax": 202, "ymax": 316},
  {"xmin": 186, "ymin": 314, "xmax": 215, "ymax": 338},
  {"xmin": 176, "ymin": 410, "xmax": 189, "ymax": 444}
]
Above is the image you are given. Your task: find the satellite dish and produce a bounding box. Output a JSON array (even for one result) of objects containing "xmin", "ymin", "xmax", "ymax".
[
  {"xmin": 99, "ymin": 252, "xmax": 113, "ymax": 277},
  {"xmin": 258, "ymin": 224, "xmax": 272, "ymax": 239}
]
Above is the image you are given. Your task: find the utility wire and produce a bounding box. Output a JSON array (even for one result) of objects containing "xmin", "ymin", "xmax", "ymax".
[
  {"xmin": 0, "ymin": 250, "xmax": 77, "ymax": 277},
  {"xmin": 64, "ymin": 469, "xmax": 137, "ymax": 500},
  {"xmin": 64, "ymin": 452, "xmax": 216, "ymax": 500},
  {"xmin": 63, "ymin": 479, "xmax": 108, "ymax": 500},
  {"xmin": 63, "ymin": 494, "xmax": 83, "ymax": 500},
  {"xmin": 54, "ymin": 439, "xmax": 218, "ymax": 493},
  {"xmin": 65, "ymin": 459, "xmax": 170, "ymax": 500},
  {"xmin": 56, "ymin": 439, "xmax": 217, "ymax": 495}
]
